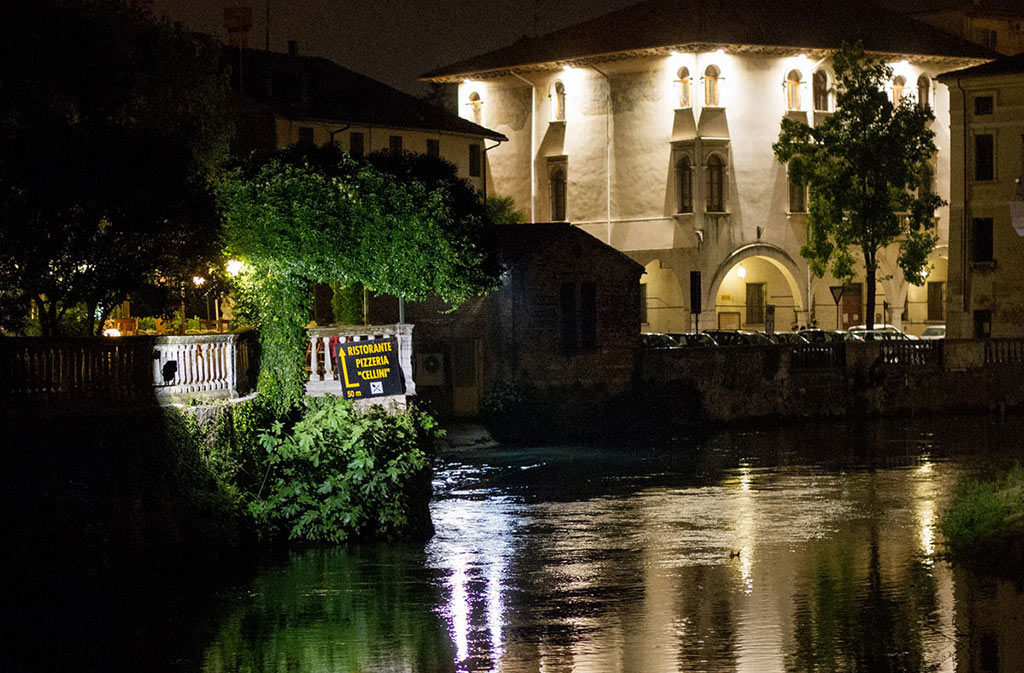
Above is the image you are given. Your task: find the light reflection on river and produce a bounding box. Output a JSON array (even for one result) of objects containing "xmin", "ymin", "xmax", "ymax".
[{"xmin": 199, "ymin": 418, "xmax": 1024, "ymax": 673}]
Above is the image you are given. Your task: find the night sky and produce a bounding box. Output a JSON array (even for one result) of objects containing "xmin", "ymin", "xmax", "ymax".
[{"xmin": 150, "ymin": 0, "xmax": 639, "ymax": 94}]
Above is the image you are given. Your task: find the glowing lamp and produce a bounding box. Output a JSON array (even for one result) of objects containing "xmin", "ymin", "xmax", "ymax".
[
  {"xmin": 192, "ymin": 275, "xmax": 206, "ymax": 287},
  {"xmin": 737, "ymin": 265, "xmax": 747, "ymax": 279},
  {"xmin": 226, "ymin": 259, "xmax": 244, "ymax": 276},
  {"xmin": 103, "ymin": 327, "xmax": 121, "ymax": 337}
]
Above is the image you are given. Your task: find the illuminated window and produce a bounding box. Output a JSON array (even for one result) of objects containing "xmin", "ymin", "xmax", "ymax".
[
  {"xmin": 917, "ymin": 75, "xmax": 930, "ymax": 108},
  {"xmin": 551, "ymin": 167, "xmax": 567, "ymax": 220},
  {"xmin": 704, "ymin": 65, "xmax": 721, "ymax": 107},
  {"xmin": 676, "ymin": 67, "xmax": 691, "ymax": 108},
  {"xmin": 676, "ymin": 155, "xmax": 693, "ymax": 213},
  {"xmin": 468, "ymin": 91, "xmax": 483, "ymax": 126},
  {"xmin": 551, "ymin": 81, "xmax": 566, "ymax": 121},
  {"xmin": 786, "ymin": 70, "xmax": 802, "ymax": 111},
  {"xmin": 813, "ymin": 70, "xmax": 830, "ymax": 112},
  {"xmin": 892, "ymin": 76, "xmax": 906, "ymax": 106},
  {"xmin": 706, "ymin": 153, "xmax": 726, "ymax": 212}
]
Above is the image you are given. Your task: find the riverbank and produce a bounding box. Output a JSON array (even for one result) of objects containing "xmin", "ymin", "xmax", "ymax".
[{"xmin": 941, "ymin": 465, "xmax": 1024, "ymax": 570}]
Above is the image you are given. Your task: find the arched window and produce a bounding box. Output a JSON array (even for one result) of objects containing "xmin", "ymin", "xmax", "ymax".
[
  {"xmin": 676, "ymin": 155, "xmax": 693, "ymax": 213},
  {"xmin": 892, "ymin": 76, "xmax": 906, "ymax": 106},
  {"xmin": 551, "ymin": 168, "xmax": 567, "ymax": 220},
  {"xmin": 789, "ymin": 172, "xmax": 806, "ymax": 213},
  {"xmin": 786, "ymin": 70, "xmax": 802, "ymax": 111},
  {"xmin": 919, "ymin": 164, "xmax": 934, "ymax": 198},
  {"xmin": 677, "ymin": 67, "xmax": 691, "ymax": 108},
  {"xmin": 917, "ymin": 75, "xmax": 930, "ymax": 108},
  {"xmin": 704, "ymin": 65, "xmax": 721, "ymax": 107},
  {"xmin": 705, "ymin": 154, "xmax": 725, "ymax": 212},
  {"xmin": 813, "ymin": 70, "xmax": 830, "ymax": 112},
  {"xmin": 551, "ymin": 81, "xmax": 566, "ymax": 121},
  {"xmin": 468, "ymin": 91, "xmax": 482, "ymax": 126}
]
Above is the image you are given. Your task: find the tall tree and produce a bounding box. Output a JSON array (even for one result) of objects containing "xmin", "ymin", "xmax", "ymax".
[
  {"xmin": 219, "ymin": 146, "xmax": 500, "ymax": 408},
  {"xmin": 774, "ymin": 44, "xmax": 942, "ymax": 331},
  {"xmin": 0, "ymin": 0, "xmax": 232, "ymax": 335}
]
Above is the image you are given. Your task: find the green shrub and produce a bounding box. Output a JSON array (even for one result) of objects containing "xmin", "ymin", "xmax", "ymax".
[
  {"xmin": 941, "ymin": 466, "xmax": 1024, "ymax": 560},
  {"xmin": 247, "ymin": 396, "xmax": 440, "ymax": 543}
]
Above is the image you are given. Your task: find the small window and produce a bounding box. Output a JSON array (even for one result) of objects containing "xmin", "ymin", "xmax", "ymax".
[
  {"xmin": 426, "ymin": 138, "xmax": 439, "ymax": 157},
  {"xmin": 468, "ymin": 143, "xmax": 482, "ymax": 177},
  {"xmin": 786, "ymin": 70, "xmax": 802, "ymax": 111},
  {"xmin": 704, "ymin": 65, "xmax": 721, "ymax": 107},
  {"xmin": 975, "ymin": 134, "xmax": 994, "ymax": 181},
  {"xmin": 551, "ymin": 167, "xmax": 567, "ymax": 221},
  {"xmin": 676, "ymin": 67, "xmax": 691, "ymax": 108},
  {"xmin": 705, "ymin": 154, "xmax": 725, "ymax": 212},
  {"xmin": 468, "ymin": 91, "xmax": 483, "ymax": 126},
  {"xmin": 560, "ymin": 283, "xmax": 576, "ymax": 354},
  {"xmin": 789, "ymin": 173, "xmax": 806, "ymax": 212},
  {"xmin": 974, "ymin": 310, "xmax": 992, "ymax": 339},
  {"xmin": 892, "ymin": 76, "xmax": 906, "ymax": 106},
  {"xmin": 975, "ymin": 96, "xmax": 994, "ymax": 116},
  {"xmin": 298, "ymin": 126, "xmax": 315, "ymax": 146},
  {"xmin": 917, "ymin": 75, "xmax": 930, "ymax": 108},
  {"xmin": 927, "ymin": 281, "xmax": 944, "ymax": 321},
  {"xmin": 551, "ymin": 81, "xmax": 566, "ymax": 121},
  {"xmin": 972, "ymin": 217, "xmax": 994, "ymax": 263},
  {"xmin": 813, "ymin": 70, "xmax": 829, "ymax": 112},
  {"xmin": 349, "ymin": 132, "xmax": 365, "ymax": 158},
  {"xmin": 976, "ymin": 28, "xmax": 998, "ymax": 50},
  {"xmin": 389, "ymin": 135, "xmax": 403, "ymax": 152},
  {"xmin": 676, "ymin": 155, "xmax": 693, "ymax": 213},
  {"xmin": 580, "ymin": 282, "xmax": 597, "ymax": 347}
]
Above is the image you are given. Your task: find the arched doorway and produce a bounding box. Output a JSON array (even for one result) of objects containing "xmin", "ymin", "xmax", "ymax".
[
  {"xmin": 707, "ymin": 244, "xmax": 805, "ymax": 331},
  {"xmin": 640, "ymin": 259, "xmax": 688, "ymax": 333}
]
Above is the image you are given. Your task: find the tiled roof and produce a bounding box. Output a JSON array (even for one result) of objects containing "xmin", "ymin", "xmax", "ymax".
[
  {"xmin": 938, "ymin": 51, "xmax": 1024, "ymax": 79},
  {"xmin": 495, "ymin": 222, "xmax": 644, "ymax": 271},
  {"xmin": 422, "ymin": 0, "xmax": 996, "ymax": 81},
  {"xmin": 232, "ymin": 47, "xmax": 506, "ymax": 140}
]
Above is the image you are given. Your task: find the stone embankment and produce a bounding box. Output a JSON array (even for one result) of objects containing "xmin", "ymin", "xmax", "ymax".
[{"xmin": 638, "ymin": 339, "xmax": 1024, "ymax": 423}]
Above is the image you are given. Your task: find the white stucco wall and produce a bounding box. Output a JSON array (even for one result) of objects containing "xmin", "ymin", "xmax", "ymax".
[{"xmin": 458, "ymin": 49, "xmax": 957, "ymax": 334}]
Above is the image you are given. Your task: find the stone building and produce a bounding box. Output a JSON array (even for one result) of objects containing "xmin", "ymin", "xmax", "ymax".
[
  {"xmin": 421, "ymin": 0, "xmax": 994, "ymax": 336},
  {"xmin": 369, "ymin": 223, "xmax": 643, "ymax": 417},
  {"xmin": 893, "ymin": 0, "xmax": 1024, "ymax": 56},
  {"xmin": 229, "ymin": 43, "xmax": 506, "ymax": 192},
  {"xmin": 938, "ymin": 52, "xmax": 1024, "ymax": 338}
]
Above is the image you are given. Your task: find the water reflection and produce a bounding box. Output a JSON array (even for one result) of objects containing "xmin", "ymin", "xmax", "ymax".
[{"xmin": 13, "ymin": 418, "xmax": 1024, "ymax": 673}]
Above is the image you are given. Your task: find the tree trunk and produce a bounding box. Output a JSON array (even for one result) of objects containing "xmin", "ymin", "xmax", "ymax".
[
  {"xmin": 865, "ymin": 261, "xmax": 877, "ymax": 333},
  {"xmin": 85, "ymin": 301, "xmax": 96, "ymax": 337}
]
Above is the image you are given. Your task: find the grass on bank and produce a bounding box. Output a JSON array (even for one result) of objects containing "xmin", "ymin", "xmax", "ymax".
[{"xmin": 941, "ymin": 465, "xmax": 1024, "ymax": 562}]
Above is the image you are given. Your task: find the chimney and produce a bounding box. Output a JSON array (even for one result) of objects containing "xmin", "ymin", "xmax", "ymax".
[{"xmin": 288, "ymin": 40, "xmax": 298, "ymax": 57}]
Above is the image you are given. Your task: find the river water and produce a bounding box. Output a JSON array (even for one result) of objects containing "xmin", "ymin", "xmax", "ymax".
[{"xmin": 11, "ymin": 417, "xmax": 1024, "ymax": 672}]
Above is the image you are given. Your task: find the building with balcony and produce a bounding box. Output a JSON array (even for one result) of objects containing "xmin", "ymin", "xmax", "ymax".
[
  {"xmin": 422, "ymin": 0, "xmax": 994, "ymax": 335},
  {"xmin": 938, "ymin": 52, "xmax": 1024, "ymax": 338}
]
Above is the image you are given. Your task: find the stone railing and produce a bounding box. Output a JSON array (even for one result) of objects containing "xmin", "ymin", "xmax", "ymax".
[
  {"xmin": 790, "ymin": 342, "xmax": 846, "ymax": 370},
  {"xmin": 0, "ymin": 337, "xmax": 153, "ymax": 402},
  {"xmin": 305, "ymin": 323, "xmax": 414, "ymax": 404},
  {"xmin": 1, "ymin": 330, "xmax": 257, "ymax": 408},
  {"xmin": 984, "ymin": 338, "xmax": 1024, "ymax": 365},
  {"xmin": 880, "ymin": 340, "xmax": 942, "ymax": 368},
  {"xmin": 153, "ymin": 330, "xmax": 256, "ymax": 403}
]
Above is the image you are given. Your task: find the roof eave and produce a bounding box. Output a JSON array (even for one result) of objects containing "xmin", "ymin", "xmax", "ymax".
[{"xmin": 421, "ymin": 42, "xmax": 992, "ymax": 83}]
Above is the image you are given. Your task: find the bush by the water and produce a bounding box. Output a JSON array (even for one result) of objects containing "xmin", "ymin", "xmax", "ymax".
[
  {"xmin": 941, "ymin": 466, "xmax": 1024, "ymax": 561},
  {"xmin": 246, "ymin": 396, "xmax": 439, "ymax": 543}
]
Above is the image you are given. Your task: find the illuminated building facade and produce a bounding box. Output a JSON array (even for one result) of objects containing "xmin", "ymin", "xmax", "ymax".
[{"xmin": 424, "ymin": 0, "xmax": 994, "ymax": 334}]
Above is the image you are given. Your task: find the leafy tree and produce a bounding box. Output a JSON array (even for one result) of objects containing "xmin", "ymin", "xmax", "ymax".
[
  {"xmin": 0, "ymin": 0, "xmax": 232, "ymax": 335},
  {"xmin": 219, "ymin": 146, "xmax": 500, "ymax": 409},
  {"xmin": 774, "ymin": 44, "xmax": 942, "ymax": 331},
  {"xmin": 486, "ymin": 195, "xmax": 527, "ymax": 224}
]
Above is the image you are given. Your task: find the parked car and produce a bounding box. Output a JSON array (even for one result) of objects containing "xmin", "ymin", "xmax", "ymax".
[
  {"xmin": 668, "ymin": 332, "xmax": 718, "ymax": 347},
  {"xmin": 702, "ymin": 330, "xmax": 773, "ymax": 346},
  {"xmin": 919, "ymin": 325, "xmax": 945, "ymax": 340},
  {"xmin": 641, "ymin": 332, "xmax": 680, "ymax": 348},
  {"xmin": 846, "ymin": 326, "xmax": 913, "ymax": 341},
  {"xmin": 769, "ymin": 331, "xmax": 810, "ymax": 345},
  {"xmin": 798, "ymin": 328, "xmax": 846, "ymax": 344}
]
